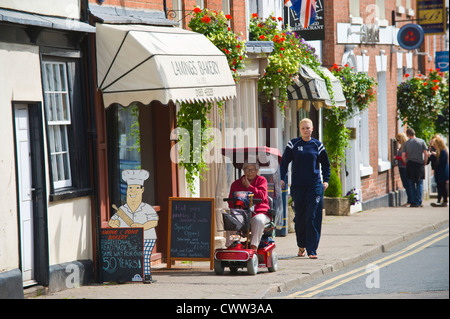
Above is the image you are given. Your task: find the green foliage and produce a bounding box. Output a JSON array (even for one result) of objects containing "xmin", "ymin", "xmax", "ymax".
[
  {"xmin": 324, "ymin": 64, "xmax": 377, "ymax": 168},
  {"xmin": 176, "ymin": 7, "xmax": 247, "ymax": 194},
  {"xmin": 397, "ymin": 70, "xmax": 449, "ymax": 141},
  {"xmin": 249, "ymin": 13, "xmax": 330, "ymax": 114},
  {"xmin": 345, "ymin": 188, "xmax": 359, "ymax": 205},
  {"xmin": 324, "ymin": 167, "xmax": 342, "ymax": 198},
  {"xmin": 176, "ymin": 101, "xmax": 214, "ymax": 195},
  {"xmin": 189, "ymin": 7, "xmax": 247, "ymax": 82}
]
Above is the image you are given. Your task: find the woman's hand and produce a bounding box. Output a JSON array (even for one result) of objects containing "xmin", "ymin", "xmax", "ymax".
[
  {"xmin": 241, "ymin": 176, "xmax": 251, "ymax": 189},
  {"xmin": 323, "ymin": 182, "xmax": 329, "ymax": 191}
]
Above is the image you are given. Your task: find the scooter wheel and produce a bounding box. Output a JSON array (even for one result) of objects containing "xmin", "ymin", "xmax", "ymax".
[
  {"xmin": 214, "ymin": 259, "xmax": 224, "ymax": 275},
  {"xmin": 268, "ymin": 251, "xmax": 278, "ymax": 272},
  {"xmin": 247, "ymin": 254, "xmax": 258, "ymax": 275}
]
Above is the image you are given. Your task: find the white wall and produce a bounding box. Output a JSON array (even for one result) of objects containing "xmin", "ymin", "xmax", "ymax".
[
  {"xmin": 1, "ymin": 0, "xmax": 81, "ymax": 19},
  {"xmin": 0, "ymin": 41, "xmax": 93, "ymax": 274},
  {"xmin": 0, "ymin": 42, "xmax": 43, "ymax": 272}
]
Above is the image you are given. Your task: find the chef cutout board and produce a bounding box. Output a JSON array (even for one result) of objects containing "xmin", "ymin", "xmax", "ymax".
[{"xmin": 101, "ymin": 169, "xmax": 159, "ymax": 283}]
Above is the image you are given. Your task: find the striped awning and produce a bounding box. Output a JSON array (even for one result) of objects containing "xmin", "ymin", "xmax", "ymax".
[{"xmin": 287, "ymin": 65, "xmax": 346, "ymax": 109}]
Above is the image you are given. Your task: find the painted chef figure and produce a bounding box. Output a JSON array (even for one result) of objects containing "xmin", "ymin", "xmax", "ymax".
[{"xmin": 108, "ymin": 169, "xmax": 158, "ymax": 283}]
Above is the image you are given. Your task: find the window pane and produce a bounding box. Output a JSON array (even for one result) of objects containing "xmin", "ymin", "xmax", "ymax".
[
  {"xmin": 62, "ymin": 93, "xmax": 69, "ymax": 121},
  {"xmin": 57, "ymin": 154, "xmax": 64, "ymax": 181},
  {"xmin": 55, "ymin": 93, "xmax": 64, "ymax": 121},
  {"xmin": 63, "ymin": 153, "xmax": 71, "ymax": 180},
  {"xmin": 51, "ymin": 154, "xmax": 58, "ymax": 181},
  {"xmin": 53, "ymin": 64, "xmax": 62, "ymax": 91},
  {"xmin": 48, "ymin": 126, "xmax": 56, "ymax": 153},
  {"xmin": 54, "ymin": 125, "xmax": 62, "ymax": 152},
  {"xmin": 45, "ymin": 64, "xmax": 54, "ymax": 91},
  {"xmin": 59, "ymin": 64, "xmax": 67, "ymax": 91},
  {"xmin": 60, "ymin": 126, "xmax": 68, "ymax": 152}
]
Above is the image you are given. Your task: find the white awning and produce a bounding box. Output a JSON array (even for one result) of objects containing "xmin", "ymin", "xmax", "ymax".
[
  {"xmin": 96, "ymin": 23, "xmax": 237, "ymax": 108},
  {"xmin": 286, "ymin": 65, "xmax": 346, "ymax": 109},
  {"xmin": 320, "ymin": 67, "xmax": 347, "ymax": 108}
]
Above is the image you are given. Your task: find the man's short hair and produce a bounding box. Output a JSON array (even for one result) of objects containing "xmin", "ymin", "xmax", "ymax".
[{"xmin": 406, "ymin": 128, "xmax": 415, "ymax": 137}]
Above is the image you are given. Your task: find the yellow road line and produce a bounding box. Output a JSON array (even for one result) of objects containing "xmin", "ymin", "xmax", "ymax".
[{"xmin": 286, "ymin": 228, "xmax": 449, "ymax": 298}]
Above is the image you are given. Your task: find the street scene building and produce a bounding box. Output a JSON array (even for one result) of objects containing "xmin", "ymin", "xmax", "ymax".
[{"xmin": 0, "ymin": 0, "xmax": 448, "ymax": 298}]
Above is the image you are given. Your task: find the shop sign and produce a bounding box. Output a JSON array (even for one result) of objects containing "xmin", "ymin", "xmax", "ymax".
[
  {"xmin": 285, "ymin": 0, "xmax": 325, "ymax": 40},
  {"xmin": 417, "ymin": 0, "xmax": 447, "ymax": 35}
]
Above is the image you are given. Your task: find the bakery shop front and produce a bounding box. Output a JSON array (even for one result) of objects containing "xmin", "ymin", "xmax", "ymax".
[{"xmin": 90, "ymin": 21, "xmax": 236, "ymax": 271}]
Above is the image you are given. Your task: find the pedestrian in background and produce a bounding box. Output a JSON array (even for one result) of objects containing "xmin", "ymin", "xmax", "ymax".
[
  {"xmin": 402, "ymin": 128, "xmax": 429, "ymax": 207},
  {"xmin": 396, "ymin": 132, "xmax": 412, "ymax": 206},
  {"xmin": 280, "ymin": 118, "xmax": 331, "ymax": 259},
  {"xmin": 429, "ymin": 136, "xmax": 449, "ymax": 207}
]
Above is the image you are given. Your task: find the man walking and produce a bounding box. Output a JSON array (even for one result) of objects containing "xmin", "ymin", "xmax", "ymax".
[{"xmin": 402, "ymin": 128, "xmax": 429, "ymax": 207}]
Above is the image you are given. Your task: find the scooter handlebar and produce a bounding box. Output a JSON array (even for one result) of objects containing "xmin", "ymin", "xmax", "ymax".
[{"xmin": 222, "ymin": 198, "xmax": 263, "ymax": 203}]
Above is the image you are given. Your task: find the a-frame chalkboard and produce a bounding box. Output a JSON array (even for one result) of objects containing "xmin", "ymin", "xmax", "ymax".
[{"xmin": 167, "ymin": 197, "xmax": 215, "ymax": 270}]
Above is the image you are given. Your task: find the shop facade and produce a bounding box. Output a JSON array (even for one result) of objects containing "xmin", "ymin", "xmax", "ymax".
[{"xmin": 0, "ymin": 0, "xmax": 96, "ymax": 297}]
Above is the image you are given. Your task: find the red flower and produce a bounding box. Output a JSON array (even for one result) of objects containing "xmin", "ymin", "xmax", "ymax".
[
  {"xmin": 432, "ymin": 79, "xmax": 440, "ymax": 83},
  {"xmin": 259, "ymin": 35, "xmax": 265, "ymax": 40},
  {"xmin": 201, "ymin": 16, "xmax": 211, "ymax": 23},
  {"xmin": 280, "ymin": 47, "xmax": 285, "ymax": 51},
  {"xmin": 225, "ymin": 14, "xmax": 232, "ymax": 20},
  {"xmin": 278, "ymin": 17, "xmax": 283, "ymax": 21},
  {"xmin": 252, "ymin": 13, "xmax": 258, "ymax": 18},
  {"xmin": 193, "ymin": 7, "xmax": 202, "ymax": 14},
  {"xmin": 423, "ymin": 82, "xmax": 428, "ymax": 86},
  {"xmin": 405, "ymin": 73, "xmax": 410, "ymax": 77}
]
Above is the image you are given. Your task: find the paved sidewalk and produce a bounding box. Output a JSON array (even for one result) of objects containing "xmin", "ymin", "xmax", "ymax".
[{"xmin": 31, "ymin": 199, "xmax": 448, "ymax": 299}]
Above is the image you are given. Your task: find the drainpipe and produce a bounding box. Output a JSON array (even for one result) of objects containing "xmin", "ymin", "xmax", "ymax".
[
  {"xmin": 83, "ymin": 0, "xmax": 103, "ymax": 283},
  {"xmin": 163, "ymin": 0, "xmax": 168, "ymax": 18}
]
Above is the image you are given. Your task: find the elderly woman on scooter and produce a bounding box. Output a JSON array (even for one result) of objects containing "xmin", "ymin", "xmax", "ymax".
[{"xmin": 226, "ymin": 160, "xmax": 271, "ymax": 252}]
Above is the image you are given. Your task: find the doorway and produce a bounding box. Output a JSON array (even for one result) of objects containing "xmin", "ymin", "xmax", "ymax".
[{"xmin": 13, "ymin": 102, "xmax": 48, "ymax": 287}]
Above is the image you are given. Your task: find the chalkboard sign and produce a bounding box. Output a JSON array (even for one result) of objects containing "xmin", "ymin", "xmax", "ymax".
[
  {"xmin": 167, "ymin": 197, "xmax": 215, "ymax": 270},
  {"xmin": 100, "ymin": 227, "xmax": 144, "ymax": 282}
]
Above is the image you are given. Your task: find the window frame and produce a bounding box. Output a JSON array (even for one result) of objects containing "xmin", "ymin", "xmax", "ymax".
[
  {"xmin": 41, "ymin": 54, "xmax": 92, "ymax": 201},
  {"xmin": 42, "ymin": 61, "xmax": 73, "ymax": 189}
]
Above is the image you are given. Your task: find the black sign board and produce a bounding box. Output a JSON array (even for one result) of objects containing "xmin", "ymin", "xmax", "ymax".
[
  {"xmin": 167, "ymin": 197, "xmax": 215, "ymax": 270},
  {"xmin": 100, "ymin": 227, "xmax": 144, "ymax": 282},
  {"xmin": 284, "ymin": 0, "xmax": 325, "ymax": 40}
]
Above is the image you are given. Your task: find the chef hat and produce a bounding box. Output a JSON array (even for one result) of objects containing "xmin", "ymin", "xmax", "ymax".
[{"xmin": 122, "ymin": 169, "xmax": 149, "ymax": 186}]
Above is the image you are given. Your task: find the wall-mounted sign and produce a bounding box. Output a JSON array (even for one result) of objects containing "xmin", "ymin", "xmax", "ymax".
[
  {"xmin": 436, "ymin": 51, "xmax": 449, "ymax": 71},
  {"xmin": 397, "ymin": 24, "xmax": 425, "ymax": 50},
  {"xmin": 417, "ymin": 0, "xmax": 447, "ymax": 35},
  {"xmin": 284, "ymin": 0, "xmax": 325, "ymax": 41}
]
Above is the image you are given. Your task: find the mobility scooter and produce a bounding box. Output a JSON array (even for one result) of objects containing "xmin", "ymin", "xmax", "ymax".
[{"xmin": 214, "ymin": 147, "xmax": 283, "ymax": 275}]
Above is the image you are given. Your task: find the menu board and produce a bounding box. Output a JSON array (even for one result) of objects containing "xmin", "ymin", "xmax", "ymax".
[
  {"xmin": 167, "ymin": 198, "xmax": 215, "ymax": 270},
  {"xmin": 100, "ymin": 227, "xmax": 144, "ymax": 282}
]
